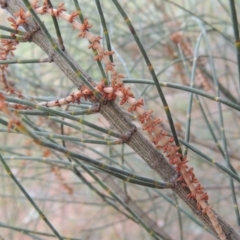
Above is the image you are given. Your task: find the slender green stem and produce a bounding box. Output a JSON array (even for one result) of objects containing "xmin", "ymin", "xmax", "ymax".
[
  {"xmin": 155, "ymin": 190, "xmax": 214, "ymax": 236},
  {"xmin": 155, "ymin": 55, "xmax": 238, "ymax": 104},
  {"xmin": 174, "ymin": 194, "xmax": 184, "ymax": 240},
  {"xmin": 69, "ymin": 159, "xmax": 136, "ymax": 222},
  {"xmin": 0, "ymin": 154, "xmax": 63, "ymax": 240},
  {"xmin": 162, "ymin": 0, "xmax": 232, "ymax": 42},
  {"xmin": 195, "ymin": 16, "xmax": 240, "ymax": 227},
  {"xmin": 76, "ymin": 161, "xmax": 161, "ymax": 240},
  {"xmin": 47, "ymin": 0, "xmax": 65, "ymax": 50},
  {"xmin": 0, "ymin": 222, "xmax": 78, "ymax": 240},
  {"xmin": 0, "ymin": 58, "xmax": 52, "ymax": 64},
  {"xmin": 72, "ymin": 0, "xmax": 84, "ymax": 23},
  {"xmin": 0, "ymin": 117, "xmax": 172, "ymax": 189},
  {"xmin": 0, "ymin": 25, "xmax": 25, "ymax": 35},
  {"xmin": 0, "ymin": 34, "xmax": 26, "ymax": 41},
  {"xmin": 73, "ymin": 0, "xmax": 108, "ymax": 84},
  {"xmin": 179, "ymin": 139, "xmax": 240, "ymax": 184},
  {"xmin": 197, "ymin": 98, "xmax": 238, "ymax": 175},
  {"xmin": 45, "ymin": 117, "xmax": 114, "ymax": 140},
  {"xmin": 75, "ymin": 158, "xmax": 173, "ymax": 189},
  {"xmin": 4, "ymin": 96, "xmax": 121, "ymax": 138},
  {"xmin": 179, "ymin": 33, "xmax": 203, "ymax": 156},
  {"xmin": 60, "ymin": 114, "xmax": 137, "ymax": 223},
  {"xmin": 123, "ymin": 79, "xmax": 240, "ymax": 112},
  {"xmin": 228, "ymin": 0, "xmax": 240, "ymax": 92},
  {"xmin": 17, "ymin": 108, "xmax": 99, "ymax": 116},
  {"xmin": 95, "ymin": 0, "xmax": 113, "ymax": 63},
  {"xmin": 26, "ymin": 131, "xmax": 124, "ymax": 146}
]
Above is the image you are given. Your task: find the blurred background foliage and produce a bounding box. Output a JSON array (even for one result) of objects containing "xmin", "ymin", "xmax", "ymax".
[{"xmin": 0, "ymin": 0, "xmax": 240, "ymax": 239}]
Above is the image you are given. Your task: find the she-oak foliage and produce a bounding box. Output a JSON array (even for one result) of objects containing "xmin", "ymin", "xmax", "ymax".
[{"xmin": 0, "ymin": 0, "xmax": 239, "ymax": 239}]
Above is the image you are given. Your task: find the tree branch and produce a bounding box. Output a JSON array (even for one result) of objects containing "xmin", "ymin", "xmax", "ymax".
[{"xmin": 3, "ymin": 1, "xmax": 239, "ymax": 239}]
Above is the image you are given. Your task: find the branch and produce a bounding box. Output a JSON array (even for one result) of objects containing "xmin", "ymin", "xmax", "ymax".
[{"xmin": 3, "ymin": 1, "xmax": 239, "ymax": 239}]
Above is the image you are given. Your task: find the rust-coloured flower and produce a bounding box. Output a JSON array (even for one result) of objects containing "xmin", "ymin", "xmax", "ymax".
[
  {"xmin": 138, "ymin": 110, "xmax": 152, "ymax": 124},
  {"xmin": 105, "ymin": 62, "xmax": 115, "ymax": 72},
  {"xmin": 88, "ymin": 36, "xmax": 102, "ymax": 49},
  {"xmin": 31, "ymin": 0, "xmax": 39, "ymax": 9},
  {"xmin": 50, "ymin": 3, "xmax": 66, "ymax": 16},
  {"xmin": 8, "ymin": 17, "xmax": 18, "ymax": 30},
  {"xmin": 128, "ymin": 99, "xmax": 144, "ymax": 112},
  {"xmin": 14, "ymin": 8, "xmax": 28, "ymax": 26},
  {"xmin": 78, "ymin": 18, "xmax": 93, "ymax": 38},
  {"xmin": 142, "ymin": 118, "xmax": 161, "ymax": 133},
  {"xmin": 119, "ymin": 87, "xmax": 134, "ymax": 105},
  {"xmin": 68, "ymin": 11, "xmax": 79, "ymax": 23},
  {"xmin": 94, "ymin": 50, "xmax": 115, "ymax": 61}
]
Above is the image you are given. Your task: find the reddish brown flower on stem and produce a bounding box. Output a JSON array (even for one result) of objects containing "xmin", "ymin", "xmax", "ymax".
[
  {"xmin": 36, "ymin": 1, "xmax": 49, "ymax": 15},
  {"xmin": 163, "ymin": 145, "xmax": 178, "ymax": 155},
  {"xmin": 197, "ymin": 202, "xmax": 202, "ymax": 211},
  {"xmin": 176, "ymin": 174, "xmax": 184, "ymax": 183},
  {"xmin": 31, "ymin": 0, "xmax": 39, "ymax": 9},
  {"xmin": 96, "ymin": 80, "xmax": 105, "ymax": 93},
  {"xmin": 195, "ymin": 184, "xmax": 204, "ymax": 194},
  {"xmin": 105, "ymin": 92, "xmax": 117, "ymax": 101},
  {"xmin": 202, "ymin": 205, "xmax": 212, "ymax": 214},
  {"xmin": 0, "ymin": 93, "xmax": 6, "ymax": 110},
  {"xmin": 0, "ymin": 65, "xmax": 8, "ymax": 73},
  {"xmin": 175, "ymin": 157, "xmax": 188, "ymax": 171},
  {"xmin": 143, "ymin": 118, "xmax": 161, "ymax": 133},
  {"xmin": 119, "ymin": 87, "xmax": 134, "ymax": 105},
  {"xmin": 105, "ymin": 62, "xmax": 115, "ymax": 72},
  {"xmin": 1, "ymin": 39, "xmax": 17, "ymax": 47},
  {"xmin": 78, "ymin": 19, "xmax": 93, "ymax": 38},
  {"xmin": 186, "ymin": 167, "xmax": 195, "ymax": 179},
  {"xmin": 191, "ymin": 176, "xmax": 199, "ymax": 184},
  {"xmin": 50, "ymin": 3, "xmax": 66, "ymax": 16},
  {"xmin": 68, "ymin": 11, "xmax": 79, "ymax": 23},
  {"xmin": 0, "ymin": 40, "xmax": 17, "ymax": 59},
  {"xmin": 201, "ymin": 192, "xmax": 209, "ymax": 201},
  {"xmin": 8, "ymin": 17, "xmax": 18, "ymax": 30},
  {"xmin": 169, "ymin": 155, "xmax": 180, "ymax": 166},
  {"xmin": 14, "ymin": 8, "xmax": 28, "ymax": 26},
  {"xmin": 111, "ymin": 72, "xmax": 125, "ymax": 82},
  {"xmin": 80, "ymin": 86, "xmax": 94, "ymax": 100},
  {"xmin": 8, "ymin": 8, "xmax": 28, "ymax": 30},
  {"xmin": 88, "ymin": 36, "xmax": 102, "ymax": 49},
  {"xmin": 138, "ymin": 110, "xmax": 153, "ymax": 124},
  {"xmin": 187, "ymin": 192, "xmax": 196, "ymax": 200},
  {"xmin": 128, "ymin": 99, "xmax": 144, "ymax": 112},
  {"xmin": 111, "ymin": 72, "xmax": 124, "ymax": 88},
  {"xmin": 94, "ymin": 50, "xmax": 115, "ymax": 61}
]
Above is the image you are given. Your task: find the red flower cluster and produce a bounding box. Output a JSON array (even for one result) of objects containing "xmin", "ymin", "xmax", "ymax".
[
  {"xmin": 0, "ymin": 40, "xmax": 17, "ymax": 66},
  {"xmin": 78, "ymin": 19, "xmax": 93, "ymax": 38},
  {"xmin": 8, "ymin": 8, "xmax": 28, "ymax": 30},
  {"xmin": 0, "ymin": 38, "xmax": 21, "ymax": 96}
]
